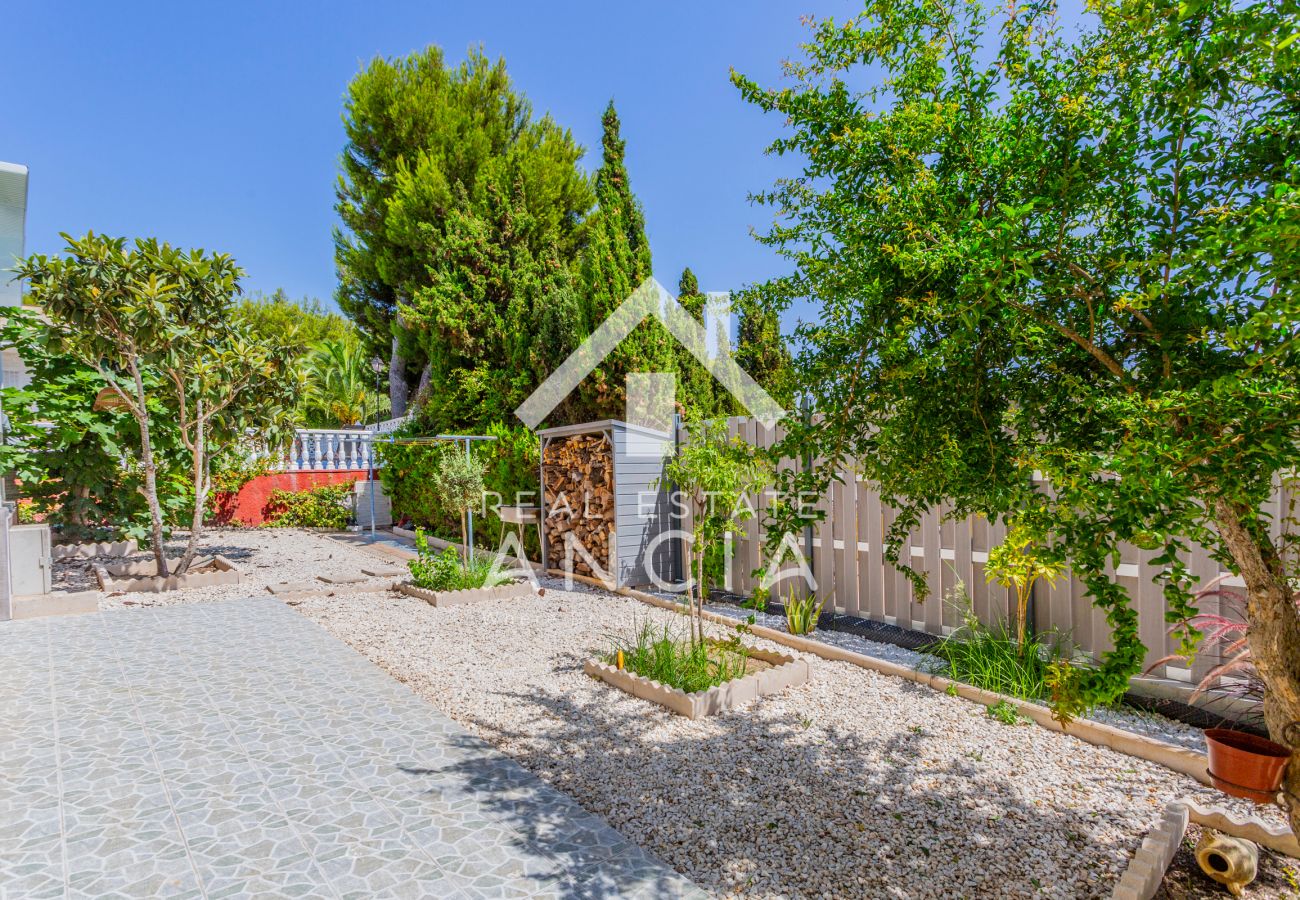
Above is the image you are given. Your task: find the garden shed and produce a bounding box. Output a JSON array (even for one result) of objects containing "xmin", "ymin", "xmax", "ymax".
[{"xmin": 538, "ymin": 420, "xmax": 680, "ymax": 589}]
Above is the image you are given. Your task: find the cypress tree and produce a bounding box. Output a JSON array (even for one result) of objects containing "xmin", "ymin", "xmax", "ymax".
[
  {"xmin": 735, "ymin": 306, "xmax": 795, "ymax": 411},
  {"xmin": 574, "ymin": 102, "xmax": 672, "ymax": 422}
]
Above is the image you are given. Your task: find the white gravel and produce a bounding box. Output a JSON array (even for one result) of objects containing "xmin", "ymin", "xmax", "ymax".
[
  {"xmin": 703, "ymin": 602, "xmax": 1213, "ymax": 753},
  {"xmin": 56, "ymin": 528, "xmax": 398, "ymax": 610},
  {"xmin": 293, "ymin": 576, "xmax": 1287, "ymax": 900}
]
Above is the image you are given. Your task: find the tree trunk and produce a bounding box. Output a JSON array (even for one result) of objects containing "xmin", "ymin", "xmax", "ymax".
[
  {"xmin": 415, "ymin": 362, "xmax": 432, "ymax": 409},
  {"xmin": 1214, "ymin": 498, "xmax": 1300, "ymax": 834},
  {"xmin": 695, "ymin": 545, "xmax": 706, "ymax": 647},
  {"xmin": 176, "ymin": 409, "xmax": 207, "ymax": 575},
  {"xmin": 131, "ymin": 359, "xmax": 168, "ymax": 577},
  {"xmin": 388, "ymin": 334, "xmax": 409, "ymax": 417}
]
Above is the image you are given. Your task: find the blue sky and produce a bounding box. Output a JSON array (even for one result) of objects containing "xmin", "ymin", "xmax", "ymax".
[{"xmin": 3, "ymin": 1, "xmax": 860, "ymax": 313}]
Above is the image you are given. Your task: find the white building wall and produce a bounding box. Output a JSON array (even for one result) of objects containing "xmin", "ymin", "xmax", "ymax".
[
  {"xmin": 0, "ymin": 162, "xmax": 28, "ymax": 309},
  {"xmin": 0, "ymin": 162, "xmax": 30, "ymax": 389}
]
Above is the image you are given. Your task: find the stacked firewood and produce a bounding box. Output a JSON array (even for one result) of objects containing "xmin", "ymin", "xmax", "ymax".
[{"xmin": 543, "ymin": 433, "xmax": 615, "ymax": 576}]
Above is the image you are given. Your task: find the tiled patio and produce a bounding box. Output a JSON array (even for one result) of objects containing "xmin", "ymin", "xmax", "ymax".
[{"xmin": 0, "ymin": 598, "xmax": 700, "ymax": 899}]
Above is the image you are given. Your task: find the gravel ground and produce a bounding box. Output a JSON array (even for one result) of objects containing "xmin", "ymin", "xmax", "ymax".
[
  {"xmin": 53, "ymin": 528, "xmax": 398, "ymax": 610},
  {"xmin": 293, "ymin": 577, "xmax": 1289, "ymax": 900},
  {"xmin": 704, "ymin": 602, "xmax": 1213, "ymax": 753}
]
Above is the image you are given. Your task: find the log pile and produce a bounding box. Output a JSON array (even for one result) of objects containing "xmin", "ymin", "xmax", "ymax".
[{"xmin": 543, "ymin": 433, "xmax": 615, "ymax": 577}]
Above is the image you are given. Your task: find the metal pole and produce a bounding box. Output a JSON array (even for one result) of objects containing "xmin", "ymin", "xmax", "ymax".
[
  {"xmin": 464, "ymin": 438, "xmax": 474, "ymax": 553},
  {"xmin": 369, "ymin": 366, "xmax": 378, "ymax": 538}
]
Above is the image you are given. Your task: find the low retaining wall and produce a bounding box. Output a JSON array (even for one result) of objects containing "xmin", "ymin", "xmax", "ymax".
[{"xmin": 212, "ymin": 470, "xmax": 369, "ymax": 526}]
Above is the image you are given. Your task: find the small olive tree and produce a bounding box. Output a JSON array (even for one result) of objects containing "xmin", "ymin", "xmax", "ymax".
[
  {"xmin": 431, "ymin": 443, "xmax": 485, "ymax": 562},
  {"xmin": 18, "ymin": 233, "xmax": 299, "ymax": 575},
  {"xmin": 661, "ymin": 420, "xmax": 770, "ymax": 646}
]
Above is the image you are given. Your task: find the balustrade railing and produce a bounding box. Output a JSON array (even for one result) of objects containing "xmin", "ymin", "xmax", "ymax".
[{"xmin": 281, "ymin": 429, "xmax": 377, "ymax": 471}]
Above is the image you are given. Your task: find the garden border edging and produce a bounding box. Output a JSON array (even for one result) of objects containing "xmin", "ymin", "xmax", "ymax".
[
  {"xmin": 52, "ymin": 539, "xmax": 138, "ymax": 560},
  {"xmin": 1109, "ymin": 797, "xmax": 1300, "ymax": 899},
  {"xmin": 584, "ymin": 646, "xmax": 810, "ymax": 719},
  {"xmin": 94, "ymin": 556, "xmax": 241, "ymax": 593},
  {"xmin": 546, "ymin": 572, "xmax": 1215, "ymax": 788},
  {"xmin": 398, "ymin": 580, "xmax": 534, "ymax": 607}
]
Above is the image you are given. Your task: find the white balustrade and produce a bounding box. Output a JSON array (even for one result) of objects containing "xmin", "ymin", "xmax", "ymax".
[{"xmin": 281, "ymin": 429, "xmax": 377, "ymax": 472}]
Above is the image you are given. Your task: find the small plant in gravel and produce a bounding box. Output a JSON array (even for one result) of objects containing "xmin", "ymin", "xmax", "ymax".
[
  {"xmin": 264, "ymin": 483, "xmax": 354, "ymax": 529},
  {"xmin": 742, "ymin": 585, "xmax": 770, "ymax": 612},
  {"xmin": 986, "ymin": 700, "xmax": 1026, "ymax": 726},
  {"xmin": 408, "ymin": 528, "xmax": 510, "ymax": 592},
  {"xmin": 604, "ymin": 619, "xmax": 750, "ymax": 694},
  {"xmin": 784, "ymin": 588, "xmax": 826, "ymax": 636}
]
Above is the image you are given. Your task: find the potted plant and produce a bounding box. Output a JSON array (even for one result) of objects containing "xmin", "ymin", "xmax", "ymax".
[{"xmin": 1204, "ymin": 727, "xmax": 1293, "ymax": 803}]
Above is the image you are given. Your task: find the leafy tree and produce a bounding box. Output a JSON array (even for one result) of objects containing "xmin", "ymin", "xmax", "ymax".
[
  {"xmin": 573, "ymin": 102, "xmax": 672, "ymax": 420},
  {"xmin": 431, "ymin": 443, "xmax": 485, "ymax": 561},
  {"xmin": 18, "ymin": 233, "xmax": 299, "ymax": 575},
  {"xmin": 335, "ymin": 46, "xmax": 593, "ymax": 418},
  {"xmin": 236, "ymin": 289, "xmax": 352, "ymax": 350},
  {"xmin": 735, "ymin": 0, "xmax": 1300, "ymax": 829},
  {"xmin": 661, "ymin": 419, "xmax": 769, "ymax": 646},
  {"xmin": 0, "ymin": 309, "xmax": 186, "ymax": 542},
  {"xmin": 985, "ymin": 524, "xmax": 1066, "ymax": 646}
]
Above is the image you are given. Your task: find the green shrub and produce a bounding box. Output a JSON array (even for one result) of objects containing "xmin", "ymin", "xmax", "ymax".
[
  {"xmin": 930, "ymin": 585, "xmax": 1071, "ymax": 702},
  {"xmin": 784, "ymin": 588, "xmax": 826, "ymax": 635},
  {"xmin": 605, "ymin": 620, "xmax": 751, "ymax": 694},
  {"xmin": 264, "ymin": 482, "xmax": 353, "ymax": 529},
  {"xmin": 407, "ymin": 528, "xmax": 511, "ymax": 591}
]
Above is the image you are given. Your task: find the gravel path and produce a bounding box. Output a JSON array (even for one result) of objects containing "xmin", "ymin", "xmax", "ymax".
[
  {"xmin": 293, "ymin": 578, "xmax": 1287, "ymax": 900},
  {"xmin": 55, "ymin": 528, "xmax": 397, "ymax": 610}
]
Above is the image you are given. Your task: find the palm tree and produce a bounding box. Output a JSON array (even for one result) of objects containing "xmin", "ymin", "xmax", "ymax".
[{"xmin": 300, "ymin": 338, "xmax": 387, "ymax": 427}]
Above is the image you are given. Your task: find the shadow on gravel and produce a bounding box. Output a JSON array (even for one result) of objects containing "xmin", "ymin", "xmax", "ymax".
[{"xmin": 450, "ymin": 678, "xmax": 1124, "ymax": 899}]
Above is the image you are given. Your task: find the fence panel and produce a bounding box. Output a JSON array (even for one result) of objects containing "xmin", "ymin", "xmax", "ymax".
[{"xmin": 701, "ymin": 415, "xmax": 1284, "ymax": 675}]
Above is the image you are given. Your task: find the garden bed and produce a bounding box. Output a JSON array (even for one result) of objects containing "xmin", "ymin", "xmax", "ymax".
[
  {"xmin": 585, "ymin": 642, "xmax": 808, "ymax": 719},
  {"xmin": 54, "ymin": 528, "xmax": 404, "ymax": 609},
  {"xmin": 291, "ymin": 576, "xmax": 1290, "ymax": 899},
  {"xmin": 398, "ymin": 579, "xmax": 534, "ymax": 607},
  {"xmin": 94, "ymin": 555, "xmax": 241, "ymax": 593}
]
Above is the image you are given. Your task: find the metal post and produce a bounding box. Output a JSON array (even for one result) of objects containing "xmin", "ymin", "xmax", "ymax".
[
  {"xmin": 801, "ymin": 395, "xmax": 814, "ymax": 573},
  {"xmin": 464, "ymin": 438, "xmax": 474, "ymax": 553},
  {"xmin": 0, "ymin": 503, "xmax": 11, "ymax": 622}
]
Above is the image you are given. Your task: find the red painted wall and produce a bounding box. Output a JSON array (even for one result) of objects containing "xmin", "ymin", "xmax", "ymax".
[{"xmin": 212, "ymin": 470, "xmax": 369, "ymax": 526}]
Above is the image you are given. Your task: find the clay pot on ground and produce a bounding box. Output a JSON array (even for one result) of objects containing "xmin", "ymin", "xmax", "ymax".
[{"xmin": 1204, "ymin": 728, "xmax": 1292, "ymax": 803}]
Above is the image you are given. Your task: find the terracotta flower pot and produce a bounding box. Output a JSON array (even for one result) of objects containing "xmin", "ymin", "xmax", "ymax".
[{"xmin": 1204, "ymin": 728, "xmax": 1292, "ymax": 803}]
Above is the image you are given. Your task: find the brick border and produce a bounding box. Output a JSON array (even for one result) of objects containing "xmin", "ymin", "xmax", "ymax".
[{"xmin": 584, "ymin": 647, "xmax": 811, "ymax": 719}]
